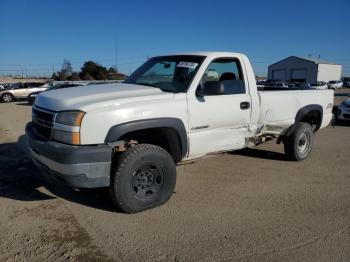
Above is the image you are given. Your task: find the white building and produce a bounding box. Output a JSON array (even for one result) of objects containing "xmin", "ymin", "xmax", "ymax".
[{"xmin": 268, "ymin": 56, "xmax": 342, "ymax": 83}]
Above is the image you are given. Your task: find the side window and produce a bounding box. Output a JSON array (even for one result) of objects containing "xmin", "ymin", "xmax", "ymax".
[
  {"xmin": 31, "ymin": 82, "xmax": 43, "ymax": 87},
  {"xmin": 200, "ymin": 58, "xmax": 245, "ymax": 95},
  {"xmin": 15, "ymin": 83, "xmax": 24, "ymax": 89},
  {"xmin": 27, "ymin": 83, "xmax": 37, "ymax": 88}
]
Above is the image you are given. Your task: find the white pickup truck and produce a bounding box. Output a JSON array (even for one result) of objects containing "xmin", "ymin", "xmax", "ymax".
[{"xmin": 26, "ymin": 52, "xmax": 334, "ymax": 213}]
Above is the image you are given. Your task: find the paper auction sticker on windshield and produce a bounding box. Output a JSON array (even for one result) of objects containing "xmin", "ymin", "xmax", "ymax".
[{"xmin": 177, "ymin": 61, "xmax": 198, "ymax": 69}]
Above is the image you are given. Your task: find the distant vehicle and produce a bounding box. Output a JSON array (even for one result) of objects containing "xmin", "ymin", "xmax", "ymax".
[
  {"xmin": 300, "ymin": 82, "xmax": 312, "ymax": 89},
  {"xmin": 328, "ymin": 80, "xmax": 343, "ymax": 89},
  {"xmin": 341, "ymin": 77, "xmax": 350, "ymax": 88},
  {"xmin": 335, "ymin": 98, "xmax": 350, "ymax": 121},
  {"xmin": 28, "ymin": 83, "xmax": 84, "ymax": 105},
  {"xmin": 0, "ymin": 82, "xmax": 48, "ymax": 103},
  {"xmin": 265, "ymin": 79, "xmax": 280, "ymax": 85},
  {"xmin": 266, "ymin": 81, "xmax": 289, "ymax": 88},
  {"xmin": 2, "ymin": 83, "xmax": 16, "ymax": 89},
  {"xmin": 256, "ymin": 81, "xmax": 266, "ymax": 88},
  {"xmin": 258, "ymin": 81, "xmax": 290, "ymax": 91},
  {"xmin": 206, "ymin": 69, "xmax": 219, "ymax": 78},
  {"xmin": 0, "ymin": 84, "xmax": 5, "ymax": 90},
  {"xmin": 310, "ymin": 82, "xmax": 328, "ymax": 90}
]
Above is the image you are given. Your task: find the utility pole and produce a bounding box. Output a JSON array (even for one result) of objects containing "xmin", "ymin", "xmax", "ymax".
[{"xmin": 115, "ymin": 39, "xmax": 119, "ymax": 73}]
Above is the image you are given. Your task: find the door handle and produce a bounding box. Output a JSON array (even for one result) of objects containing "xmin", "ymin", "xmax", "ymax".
[{"xmin": 240, "ymin": 101, "xmax": 250, "ymax": 110}]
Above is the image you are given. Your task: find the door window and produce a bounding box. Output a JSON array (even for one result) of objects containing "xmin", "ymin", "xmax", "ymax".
[
  {"xmin": 14, "ymin": 83, "xmax": 25, "ymax": 89},
  {"xmin": 200, "ymin": 58, "xmax": 245, "ymax": 95},
  {"xmin": 29, "ymin": 82, "xmax": 44, "ymax": 88}
]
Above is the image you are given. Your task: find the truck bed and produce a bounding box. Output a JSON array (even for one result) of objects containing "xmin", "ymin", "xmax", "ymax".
[{"xmin": 258, "ymin": 89, "xmax": 334, "ymax": 135}]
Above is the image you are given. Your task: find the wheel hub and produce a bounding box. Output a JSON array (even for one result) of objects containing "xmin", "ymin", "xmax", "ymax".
[
  {"xmin": 3, "ymin": 94, "xmax": 11, "ymax": 102},
  {"xmin": 131, "ymin": 165, "xmax": 163, "ymax": 199},
  {"xmin": 298, "ymin": 132, "xmax": 309, "ymax": 154}
]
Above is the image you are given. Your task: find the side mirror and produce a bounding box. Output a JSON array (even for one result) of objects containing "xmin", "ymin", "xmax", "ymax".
[
  {"xmin": 195, "ymin": 85, "xmax": 204, "ymax": 97},
  {"xmin": 202, "ymin": 81, "xmax": 224, "ymax": 96}
]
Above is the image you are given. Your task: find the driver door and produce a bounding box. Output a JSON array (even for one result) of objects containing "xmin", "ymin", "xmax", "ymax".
[
  {"xmin": 13, "ymin": 83, "xmax": 29, "ymax": 98},
  {"xmin": 187, "ymin": 58, "xmax": 252, "ymax": 158}
]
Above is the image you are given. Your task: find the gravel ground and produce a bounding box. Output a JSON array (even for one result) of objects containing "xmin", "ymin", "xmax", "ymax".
[{"xmin": 0, "ymin": 90, "xmax": 349, "ymax": 261}]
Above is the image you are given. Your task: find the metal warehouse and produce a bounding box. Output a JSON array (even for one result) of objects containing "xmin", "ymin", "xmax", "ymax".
[{"xmin": 268, "ymin": 56, "xmax": 342, "ymax": 83}]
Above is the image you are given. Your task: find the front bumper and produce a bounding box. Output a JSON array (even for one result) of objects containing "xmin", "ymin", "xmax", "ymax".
[{"xmin": 26, "ymin": 123, "xmax": 112, "ymax": 188}]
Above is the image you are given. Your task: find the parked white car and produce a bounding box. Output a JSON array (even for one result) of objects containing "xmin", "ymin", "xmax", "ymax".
[
  {"xmin": 0, "ymin": 82, "xmax": 48, "ymax": 102},
  {"xmin": 26, "ymin": 51, "xmax": 334, "ymax": 213},
  {"xmin": 311, "ymin": 81, "xmax": 328, "ymax": 90},
  {"xmin": 328, "ymin": 80, "xmax": 343, "ymax": 89},
  {"xmin": 336, "ymin": 98, "xmax": 350, "ymax": 121}
]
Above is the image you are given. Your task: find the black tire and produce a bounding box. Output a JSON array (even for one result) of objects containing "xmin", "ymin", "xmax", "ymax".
[
  {"xmin": 284, "ymin": 122, "xmax": 314, "ymax": 161},
  {"xmin": 110, "ymin": 144, "xmax": 176, "ymax": 213},
  {"xmin": 1, "ymin": 93, "xmax": 14, "ymax": 103}
]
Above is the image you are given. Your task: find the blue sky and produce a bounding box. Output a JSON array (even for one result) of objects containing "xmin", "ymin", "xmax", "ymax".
[{"xmin": 0, "ymin": 0, "xmax": 349, "ymax": 77}]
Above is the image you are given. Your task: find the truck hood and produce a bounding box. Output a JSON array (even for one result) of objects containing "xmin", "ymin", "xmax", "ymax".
[{"xmin": 35, "ymin": 83, "xmax": 174, "ymax": 111}]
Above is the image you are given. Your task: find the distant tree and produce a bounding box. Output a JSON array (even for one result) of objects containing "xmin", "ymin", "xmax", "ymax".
[
  {"xmin": 79, "ymin": 61, "xmax": 108, "ymax": 80},
  {"xmin": 107, "ymin": 66, "xmax": 127, "ymax": 80},
  {"xmin": 51, "ymin": 72, "xmax": 58, "ymax": 80},
  {"xmin": 60, "ymin": 59, "xmax": 73, "ymax": 80},
  {"xmin": 82, "ymin": 73, "xmax": 94, "ymax": 80},
  {"xmin": 68, "ymin": 72, "xmax": 81, "ymax": 81},
  {"xmin": 108, "ymin": 67, "xmax": 117, "ymax": 74}
]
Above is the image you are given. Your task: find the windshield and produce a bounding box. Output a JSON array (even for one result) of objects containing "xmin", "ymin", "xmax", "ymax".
[
  {"xmin": 7, "ymin": 83, "xmax": 19, "ymax": 89},
  {"xmin": 125, "ymin": 55, "xmax": 205, "ymax": 93}
]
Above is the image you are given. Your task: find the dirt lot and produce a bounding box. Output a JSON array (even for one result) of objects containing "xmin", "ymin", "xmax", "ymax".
[{"xmin": 0, "ymin": 90, "xmax": 350, "ymax": 261}]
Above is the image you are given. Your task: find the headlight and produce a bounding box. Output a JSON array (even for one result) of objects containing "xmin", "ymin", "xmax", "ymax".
[
  {"xmin": 53, "ymin": 111, "xmax": 85, "ymax": 145},
  {"xmin": 55, "ymin": 111, "xmax": 85, "ymax": 126},
  {"xmin": 53, "ymin": 130, "xmax": 81, "ymax": 145}
]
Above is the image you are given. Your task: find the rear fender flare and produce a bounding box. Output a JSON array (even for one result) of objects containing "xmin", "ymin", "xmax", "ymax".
[{"xmin": 285, "ymin": 104, "xmax": 323, "ymax": 136}]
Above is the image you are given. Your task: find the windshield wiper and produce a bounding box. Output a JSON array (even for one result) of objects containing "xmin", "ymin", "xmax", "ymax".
[
  {"xmin": 136, "ymin": 82, "xmax": 156, "ymax": 88},
  {"xmin": 158, "ymin": 88, "xmax": 179, "ymax": 93}
]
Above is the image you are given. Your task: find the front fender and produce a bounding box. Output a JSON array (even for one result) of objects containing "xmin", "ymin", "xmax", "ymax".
[{"xmin": 104, "ymin": 117, "xmax": 188, "ymax": 159}]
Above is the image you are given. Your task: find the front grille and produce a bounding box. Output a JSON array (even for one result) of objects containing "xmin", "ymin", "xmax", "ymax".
[
  {"xmin": 343, "ymin": 114, "xmax": 350, "ymax": 119},
  {"xmin": 32, "ymin": 107, "xmax": 55, "ymax": 139}
]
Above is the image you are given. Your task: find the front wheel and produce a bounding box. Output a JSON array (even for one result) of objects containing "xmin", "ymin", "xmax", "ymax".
[
  {"xmin": 110, "ymin": 144, "xmax": 176, "ymax": 213},
  {"xmin": 284, "ymin": 122, "xmax": 314, "ymax": 161},
  {"xmin": 1, "ymin": 93, "xmax": 14, "ymax": 103}
]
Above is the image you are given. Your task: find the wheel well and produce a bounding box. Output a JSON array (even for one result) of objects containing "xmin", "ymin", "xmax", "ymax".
[
  {"xmin": 118, "ymin": 127, "xmax": 183, "ymax": 163},
  {"xmin": 300, "ymin": 110, "xmax": 322, "ymax": 131}
]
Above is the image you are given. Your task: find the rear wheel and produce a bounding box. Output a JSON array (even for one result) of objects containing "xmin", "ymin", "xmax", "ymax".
[
  {"xmin": 110, "ymin": 144, "xmax": 176, "ymax": 213},
  {"xmin": 1, "ymin": 93, "xmax": 14, "ymax": 103},
  {"xmin": 284, "ymin": 122, "xmax": 314, "ymax": 161}
]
